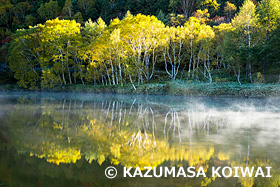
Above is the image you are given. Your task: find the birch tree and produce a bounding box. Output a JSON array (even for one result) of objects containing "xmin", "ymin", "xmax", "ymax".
[
  {"xmin": 119, "ymin": 13, "xmax": 165, "ymax": 84},
  {"xmin": 163, "ymin": 26, "xmax": 187, "ymax": 81},
  {"xmin": 232, "ymin": 0, "xmax": 260, "ymax": 83},
  {"xmin": 257, "ymin": 0, "xmax": 280, "ymax": 77},
  {"xmin": 40, "ymin": 18, "xmax": 82, "ymax": 87}
]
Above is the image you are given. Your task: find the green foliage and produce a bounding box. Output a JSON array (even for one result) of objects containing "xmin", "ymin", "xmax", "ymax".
[
  {"xmin": 257, "ymin": 0, "xmax": 280, "ymax": 32},
  {"xmin": 156, "ymin": 10, "xmax": 169, "ymax": 25},
  {"xmin": 37, "ymin": 0, "xmax": 61, "ymax": 21},
  {"xmin": 255, "ymin": 72, "xmax": 265, "ymax": 83},
  {"xmin": 1, "ymin": 0, "xmax": 280, "ymax": 88},
  {"xmin": 62, "ymin": 0, "xmax": 74, "ymax": 19},
  {"xmin": 77, "ymin": 0, "xmax": 96, "ymax": 20},
  {"xmin": 8, "ymin": 27, "xmax": 42, "ymax": 89},
  {"xmin": 73, "ymin": 11, "xmax": 83, "ymax": 23}
]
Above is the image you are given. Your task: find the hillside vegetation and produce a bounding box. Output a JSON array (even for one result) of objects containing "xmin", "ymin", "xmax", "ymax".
[{"xmin": 0, "ymin": 0, "xmax": 279, "ymax": 90}]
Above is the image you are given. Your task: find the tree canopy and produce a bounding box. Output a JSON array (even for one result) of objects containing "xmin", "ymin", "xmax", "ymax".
[{"xmin": 1, "ymin": 0, "xmax": 280, "ymax": 88}]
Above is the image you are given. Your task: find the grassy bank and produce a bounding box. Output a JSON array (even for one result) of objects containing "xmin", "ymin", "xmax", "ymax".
[{"xmin": 0, "ymin": 82, "xmax": 279, "ymax": 97}]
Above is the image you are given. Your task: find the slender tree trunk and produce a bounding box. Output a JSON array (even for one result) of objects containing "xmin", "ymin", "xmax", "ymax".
[
  {"xmin": 102, "ymin": 75, "xmax": 104, "ymax": 85},
  {"xmin": 110, "ymin": 61, "xmax": 115, "ymax": 85},
  {"xmin": 188, "ymin": 40, "xmax": 193, "ymax": 79},
  {"xmin": 62, "ymin": 72, "xmax": 67, "ymax": 85},
  {"xmin": 68, "ymin": 71, "xmax": 72, "ymax": 84},
  {"xmin": 129, "ymin": 74, "xmax": 136, "ymax": 90},
  {"xmin": 118, "ymin": 62, "xmax": 123, "ymax": 86},
  {"xmin": 247, "ymin": 21, "xmax": 253, "ymax": 83},
  {"xmin": 105, "ymin": 66, "xmax": 111, "ymax": 85},
  {"xmin": 58, "ymin": 73, "xmax": 63, "ymax": 85}
]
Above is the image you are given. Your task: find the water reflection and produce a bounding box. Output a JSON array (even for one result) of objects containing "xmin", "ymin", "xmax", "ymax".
[{"xmin": 0, "ymin": 92, "xmax": 280, "ymax": 186}]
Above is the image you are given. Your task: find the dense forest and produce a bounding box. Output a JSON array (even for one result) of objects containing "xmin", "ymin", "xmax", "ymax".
[{"xmin": 0, "ymin": 0, "xmax": 280, "ymax": 89}]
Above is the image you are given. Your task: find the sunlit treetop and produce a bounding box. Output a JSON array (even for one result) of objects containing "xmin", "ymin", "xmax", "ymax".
[
  {"xmin": 232, "ymin": 0, "xmax": 257, "ymax": 28},
  {"xmin": 194, "ymin": 9, "xmax": 210, "ymax": 24},
  {"xmin": 257, "ymin": 0, "xmax": 280, "ymax": 31}
]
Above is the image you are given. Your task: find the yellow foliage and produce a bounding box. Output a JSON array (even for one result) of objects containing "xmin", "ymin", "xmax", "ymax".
[{"xmin": 29, "ymin": 142, "xmax": 81, "ymax": 165}]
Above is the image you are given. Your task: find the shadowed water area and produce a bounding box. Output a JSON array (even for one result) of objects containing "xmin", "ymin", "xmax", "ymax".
[{"xmin": 0, "ymin": 92, "xmax": 280, "ymax": 186}]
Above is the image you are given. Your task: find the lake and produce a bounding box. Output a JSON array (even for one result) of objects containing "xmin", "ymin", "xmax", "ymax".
[{"xmin": 0, "ymin": 92, "xmax": 280, "ymax": 186}]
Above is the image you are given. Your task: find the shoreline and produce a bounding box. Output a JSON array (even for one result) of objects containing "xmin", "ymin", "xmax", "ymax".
[{"xmin": 0, "ymin": 82, "xmax": 279, "ymax": 98}]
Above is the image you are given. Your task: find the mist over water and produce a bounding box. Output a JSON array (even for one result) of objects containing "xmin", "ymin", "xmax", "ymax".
[{"xmin": 0, "ymin": 92, "xmax": 280, "ymax": 186}]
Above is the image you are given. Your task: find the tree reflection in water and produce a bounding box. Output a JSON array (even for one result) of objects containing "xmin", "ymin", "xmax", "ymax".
[{"xmin": 0, "ymin": 93, "xmax": 280, "ymax": 186}]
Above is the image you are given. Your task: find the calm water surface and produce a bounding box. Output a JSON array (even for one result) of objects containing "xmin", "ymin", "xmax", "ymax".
[{"xmin": 0, "ymin": 92, "xmax": 280, "ymax": 186}]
